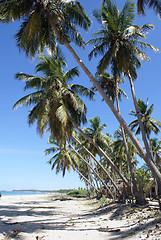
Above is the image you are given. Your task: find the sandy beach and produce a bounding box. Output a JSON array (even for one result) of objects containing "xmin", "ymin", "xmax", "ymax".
[{"xmin": 0, "ymin": 194, "xmax": 161, "ymax": 240}]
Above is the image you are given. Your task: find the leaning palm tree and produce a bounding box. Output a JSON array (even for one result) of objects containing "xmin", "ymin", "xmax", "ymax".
[
  {"xmin": 130, "ymin": 98, "xmax": 161, "ymax": 207},
  {"xmin": 0, "ymin": 0, "xmax": 159, "ymax": 184},
  {"xmin": 113, "ymin": 128, "xmax": 139, "ymax": 176},
  {"xmin": 45, "ymin": 136, "xmax": 101, "ymax": 194},
  {"xmin": 82, "ymin": 116, "xmax": 111, "ymax": 156},
  {"xmin": 87, "ymin": 0, "xmax": 161, "ymax": 185},
  {"xmin": 13, "ymin": 49, "xmax": 94, "ymax": 144},
  {"xmin": 129, "ymin": 98, "xmax": 161, "ymax": 155}
]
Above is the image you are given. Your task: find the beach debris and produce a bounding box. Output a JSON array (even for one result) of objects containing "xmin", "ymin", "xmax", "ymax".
[
  {"xmin": 98, "ymin": 227, "xmax": 121, "ymax": 232},
  {"xmin": 35, "ymin": 236, "xmax": 45, "ymax": 240},
  {"xmin": 2, "ymin": 221, "xmax": 19, "ymax": 225},
  {"xmin": 65, "ymin": 222, "xmax": 74, "ymax": 226},
  {"xmin": 3, "ymin": 229, "xmax": 21, "ymax": 239}
]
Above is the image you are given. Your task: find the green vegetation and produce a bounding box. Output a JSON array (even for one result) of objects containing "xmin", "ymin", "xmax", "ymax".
[{"xmin": 66, "ymin": 189, "xmax": 88, "ymax": 197}]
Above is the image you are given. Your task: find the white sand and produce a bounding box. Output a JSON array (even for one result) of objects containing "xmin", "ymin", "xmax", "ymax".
[{"xmin": 0, "ymin": 194, "xmax": 161, "ymax": 240}]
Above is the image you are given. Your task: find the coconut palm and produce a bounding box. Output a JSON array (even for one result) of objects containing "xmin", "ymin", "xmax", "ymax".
[
  {"xmin": 129, "ymin": 98, "xmax": 161, "ymax": 154},
  {"xmin": 137, "ymin": 0, "xmax": 161, "ymax": 17},
  {"xmin": 0, "ymin": 0, "xmax": 158, "ymax": 182},
  {"xmin": 0, "ymin": 0, "xmax": 91, "ymax": 56},
  {"xmin": 82, "ymin": 116, "xmax": 111, "ymax": 156},
  {"xmin": 13, "ymin": 48, "xmax": 94, "ymax": 143},
  {"xmin": 45, "ymin": 137, "xmax": 74, "ymax": 177},
  {"xmin": 45, "ymin": 136, "xmax": 101, "ymax": 194},
  {"xmin": 87, "ymin": 0, "xmax": 161, "ymax": 185},
  {"xmin": 113, "ymin": 128, "xmax": 138, "ymax": 174},
  {"xmin": 92, "ymin": 73, "xmax": 127, "ymax": 103}
]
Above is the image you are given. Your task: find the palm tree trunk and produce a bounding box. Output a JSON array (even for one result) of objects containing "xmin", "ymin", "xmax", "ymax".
[
  {"xmin": 128, "ymin": 72, "xmax": 152, "ymax": 158},
  {"xmin": 72, "ymin": 165, "xmax": 101, "ymax": 194},
  {"xmin": 146, "ymin": 131, "xmax": 154, "ymax": 159},
  {"xmin": 72, "ymin": 135, "xmax": 123, "ymax": 196},
  {"xmin": 47, "ymin": 12, "xmax": 161, "ymax": 184},
  {"xmin": 70, "ymin": 118, "xmax": 130, "ymax": 188},
  {"xmin": 115, "ymin": 80, "xmax": 144, "ymax": 204},
  {"xmin": 69, "ymin": 141, "xmax": 114, "ymax": 198}
]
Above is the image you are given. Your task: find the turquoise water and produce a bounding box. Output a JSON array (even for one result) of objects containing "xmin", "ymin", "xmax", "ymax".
[{"xmin": 0, "ymin": 191, "xmax": 45, "ymax": 196}]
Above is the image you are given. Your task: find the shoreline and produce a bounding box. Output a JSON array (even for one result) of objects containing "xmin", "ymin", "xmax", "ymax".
[{"xmin": 0, "ymin": 194, "xmax": 161, "ymax": 239}]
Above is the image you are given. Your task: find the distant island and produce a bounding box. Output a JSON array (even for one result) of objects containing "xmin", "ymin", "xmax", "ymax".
[{"xmin": 12, "ymin": 189, "xmax": 75, "ymax": 193}]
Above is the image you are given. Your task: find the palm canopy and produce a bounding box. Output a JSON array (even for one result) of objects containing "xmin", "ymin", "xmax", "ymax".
[
  {"xmin": 45, "ymin": 136, "xmax": 78, "ymax": 177},
  {"xmin": 137, "ymin": 0, "xmax": 161, "ymax": 17},
  {"xmin": 82, "ymin": 116, "xmax": 112, "ymax": 155},
  {"xmin": 112, "ymin": 127, "xmax": 138, "ymax": 172},
  {"xmin": 92, "ymin": 72, "xmax": 128, "ymax": 103},
  {"xmin": 88, "ymin": 0, "xmax": 159, "ymax": 78},
  {"xmin": 129, "ymin": 98, "xmax": 161, "ymax": 136},
  {"xmin": 13, "ymin": 48, "xmax": 94, "ymax": 143},
  {"xmin": 0, "ymin": 0, "xmax": 91, "ymax": 56}
]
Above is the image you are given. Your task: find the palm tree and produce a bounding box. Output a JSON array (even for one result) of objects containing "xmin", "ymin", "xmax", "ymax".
[
  {"xmin": 129, "ymin": 98, "xmax": 161, "ymax": 155},
  {"xmin": 45, "ymin": 137, "xmax": 74, "ymax": 177},
  {"xmin": 13, "ymin": 48, "xmax": 93, "ymax": 143},
  {"xmin": 0, "ymin": 0, "xmax": 159, "ymax": 183},
  {"xmin": 82, "ymin": 116, "xmax": 111, "ymax": 155},
  {"xmin": 113, "ymin": 128, "xmax": 138, "ymax": 176},
  {"xmin": 136, "ymin": 0, "xmax": 161, "ymax": 17},
  {"xmin": 45, "ymin": 137, "xmax": 101, "ymax": 194},
  {"xmin": 87, "ymin": 0, "xmax": 161, "ymax": 185},
  {"xmin": 92, "ymin": 73, "xmax": 128, "ymax": 103}
]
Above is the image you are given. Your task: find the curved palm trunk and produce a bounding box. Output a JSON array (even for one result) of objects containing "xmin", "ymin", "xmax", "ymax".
[
  {"xmin": 69, "ymin": 141, "xmax": 114, "ymax": 198},
  {"xmin": 72, "ymin": 135, "xmax": 123, "ymax": 196},
  {"xmin": 70, "ymin": 119, "xmax": 130, "ymax": 188},
  {"xmin": 72, "ymin": 165, "xmax": 101, "ymax": 194},
  {"xmin": 115, "ymin": 80, "xmax": 144, "ymax": 204},
  {"xmin": 91, "ymin": 158, "xmax": 104, "ymax": 193},
  {"xmin": 128, "ymin": 72, "xmax": 152, "ymax": 159},
  {"xmin": 47, "ymin": 13, "xmax": 161, "ymax": 184}
]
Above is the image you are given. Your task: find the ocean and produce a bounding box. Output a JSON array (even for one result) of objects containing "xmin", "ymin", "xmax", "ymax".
[{"xmin": 0, "ymin": 191, "xmax": 45, "ymax": 196}]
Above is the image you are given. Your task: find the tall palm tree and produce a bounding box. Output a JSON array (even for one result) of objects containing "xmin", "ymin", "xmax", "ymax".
[
  {"xmin": 87, "ymin": 0, "xmax": 161, "ymax": 185},
  {"xmin": 129, "ymin": 98, "xmax": 161, "ymax": 154},
  {"xmin": 13, "ymin": 49, "xmax": 93, "ymax": 143},
  {"xmin": 0, "ymin": 0, "xmax": 158, "ymax": 183},
  {"xmin": 136, "ymin": 0, "xmax": 161, "ymax": 17}
]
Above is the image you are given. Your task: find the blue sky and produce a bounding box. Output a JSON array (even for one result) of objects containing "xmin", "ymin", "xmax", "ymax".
[{"xmin": 0, "ymin": 0, "xmax": 161, "ymax": 191}]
